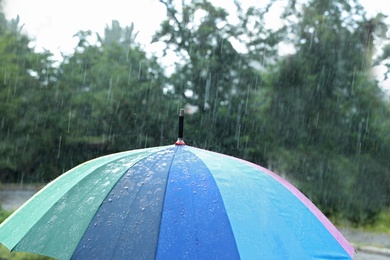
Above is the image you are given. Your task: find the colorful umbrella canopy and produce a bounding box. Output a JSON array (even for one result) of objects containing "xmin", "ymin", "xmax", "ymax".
[{"xmin": 0, "ymin": 144, "xmax": 354, "ymax": 259}]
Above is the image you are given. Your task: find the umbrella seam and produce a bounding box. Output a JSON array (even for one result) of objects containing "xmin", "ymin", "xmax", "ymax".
[
  {"xmin": 237, "ymin": 157, "xmax": 354, "ymax": 258},
  {"xmin": 188, "ymin": 146, "xmax": 314, "ymax": 259},
  {"xmin": 182, "ymin": 147, "xmax": 241, "ymax": 259},
  {"xmin": 9, "ymin": 152, "xmax": 139, "ymax": 258},
  {"xmin": 108, "ymin": 147, "xmax": 176, "ymax": 260},
  {"xmin": 10, "ymin": 147, "xmax": 167, "ymax": 258},
  {"xmin": 46, "ymin": 151, "xmax": 165, "ymax": 260},
  {"xmin": 153, "ymin": 145, "xmax": 181, "ymax": 259},
  {"xmin": 72, "ymin": 146, "xmax": 175, "ymax": 260},
  {"xmin": 8, "ymin": 151, "xmax": 134, "ymax": 252},
  {"xmin": 244, "ymin": 172, "xmax": 312, "ymax": 258}
]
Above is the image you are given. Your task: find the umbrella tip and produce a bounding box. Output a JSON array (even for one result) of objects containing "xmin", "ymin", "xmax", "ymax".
[{"xmin": 175, "ymin": 108, "xmax": 186, "ymax": 146}]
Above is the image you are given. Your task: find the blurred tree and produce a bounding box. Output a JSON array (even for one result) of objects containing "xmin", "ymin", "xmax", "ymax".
[
  {"xmin": 261, "ymin": 0, "xmax": 390, "ymax": 224},
  {"xmin": 52, "ymin": 21, "xmax": 175, "ymax": 177},
  {"xmin": 0, "ymin": 2, "xmax": 56, "ymax": 183},
  {"xmin": 0, "ymin": 16, "xmax": 174, "ymax": 182},
  {"xmin": 1, "ymin": 0, "xmax": 389, "ymax": 226},
  {"xmin": 153, "ymin": 0, "xmax": 282, "ymax": 161}
]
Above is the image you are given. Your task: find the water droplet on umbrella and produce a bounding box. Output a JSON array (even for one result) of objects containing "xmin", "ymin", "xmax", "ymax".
[{"xmin": 108, "ymin": 198, "xmax": 112, "ymax": 202}]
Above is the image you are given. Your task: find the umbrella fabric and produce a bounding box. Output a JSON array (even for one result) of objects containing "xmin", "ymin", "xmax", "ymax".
[{"xmin": 0, "ymin": 145, "xmax": 354, "ymax": 259}]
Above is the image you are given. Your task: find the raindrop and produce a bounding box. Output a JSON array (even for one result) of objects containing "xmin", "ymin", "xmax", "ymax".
[
  {"xmin": 141, "ymin": 207, "xmax": 145, "ymax": 211},
  {"xmin": 124, "ymin": 186, "xmax": 128, "ymax": 189},
  {"xmin": 108, "ymin": 198, "xmax": 112, "ymax": 202},
  {"xmin": 107, "ymin": 77, "xmax": 113, "ymax": 102},
  {"xmin": 138, "ymin": 60, "xmax": 144, "ymax": 80},
  {"xmin": 204, "ymin": 74, "xmax": 211, "ymax": 110},
  {"xmin": 57, "ymin": 135, "xmax": 62, "ymax": 159},
  {"xmin": 127, "ymin": 65, "xmax": 133, "ymax": 84},
  {"xmin": 67, "ymin": 104, "xmax": 72, "ymax": 133}
]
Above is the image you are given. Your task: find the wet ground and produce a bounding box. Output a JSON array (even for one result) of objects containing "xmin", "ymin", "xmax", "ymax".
[
  {"xmin": 355, "ymin": 253, "xmax": 390, "ymax": 260},
  {"xmin": 0, "ymin": 184, "xmax": 42, "ymax": 211},
  {"xmin": 340, "ymin": 228, "xmax": 390, "ymax": 249},
  {"xmin": 339, "ymin": 228, "xmax": 390, "ymax": 259},
  {"xmin": 1, "ymin": 185, "xmax": 389, "ymax": 259}
]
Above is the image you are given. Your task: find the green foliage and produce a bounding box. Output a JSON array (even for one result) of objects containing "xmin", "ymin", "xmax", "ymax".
[
  {"xmin": 0, "ymin": 0, "xmax": 389, "ymax": 227},
  {"xmin": 364, "ymin": 209, "xmax": 390, "ymax": 234},
  {"xmin": 0, "ymin": 12, "xmax": 54, "ymax": 182},
  {"xmin": 332, "ymin": 208, "xmax": 390, "ymax": 234},
  {"xmin": 0, "ymin": 18, "xmax": 175, "ymax": 182},
  {"xmin": 154, "ymin": 0, "xmax": 282, "ymax": 157},
  {"xmin": 51, "ymin": 22, "xmax": 176, "ymax": 175},
  {"xmin": 0, "ymin": 244, "xmax": 54, "ymax": 260},
  {"xmin": 152, "ymin": 0, "xmax": 389, "ymax": 225},
  {"xmin": 260, "ymin": 0, "xmax": 390, "ymax": 224},
  {"xmin": 0, "ymin": 205, "xmax": 11, "ymax": 224}
]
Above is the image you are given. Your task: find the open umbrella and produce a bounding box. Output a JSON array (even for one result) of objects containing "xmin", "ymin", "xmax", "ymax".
[{"xmin": 0, "ymin": 110, "xmax": 354, "ymax": 259}]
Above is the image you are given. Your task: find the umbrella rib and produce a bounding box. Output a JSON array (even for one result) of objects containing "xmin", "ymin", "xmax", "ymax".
[
  {"xmin": 109, "ymin": 188, "xmax": 149, "ymax": 259},
  {"xmin": 10, "ymin": 148, "xmax": 167, "ymax": 259},
  {"xmin": 7, "ymin": 153, "xmax": 133, "ymax": 256},
  {"xmin": 153, "ymin": 145, "xmax": 181, "ymax": 258},
  {"xmin": 109, "ymin": 163, "xmax": 158, "ymax": 258},
  {"xmin": 229, "ymin": 157, "xmax": 321, "ymax": 258},
  {"xmin": 41, "ymin": 152, "xmax": 160, "ymax": 259},
  {"xmin": 69, "ymin": 147, "xmax": 175, "ymax": 260},
  {"xmin": 190, "ymin": 148, "xmax": 312, "ymax": 258},
  {"xmin": 245, "ymin": 160, "xmax": 354, "ymax": 257},
  {"xmin": 107, "ymin": 147, "xmax": 176, "ymax": 260}
]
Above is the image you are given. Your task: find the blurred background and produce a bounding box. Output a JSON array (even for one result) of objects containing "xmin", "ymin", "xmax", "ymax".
[{"xmin": 0, "ymin": 0, "xmax": 389, "ymax": 258}]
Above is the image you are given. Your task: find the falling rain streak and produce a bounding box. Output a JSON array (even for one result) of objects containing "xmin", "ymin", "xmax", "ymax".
[
  {"xmin": 0, "ymin": 0, "xmax": 389, "ymax": 229},
  {"xmin": 57, "ymin": 135, "xmax": 62, "ymax": 159}
]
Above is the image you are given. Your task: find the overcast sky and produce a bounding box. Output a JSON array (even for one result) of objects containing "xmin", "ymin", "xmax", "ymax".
[
  {"xmin": 3, "ymin": 0, "xmax": 388, "ymax": 53},
  {"xmin": 2, "ymin": 0, "xmax": 166, "ymax": 55},
  {"xmin": 2, "ymin": 0, "xmax": 390, "ymax": 90}
]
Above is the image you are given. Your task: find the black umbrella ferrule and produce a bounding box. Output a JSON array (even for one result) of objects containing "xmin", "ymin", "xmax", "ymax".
[{"xmin": 175, "ymin": 109, "xmax": 186, "ymax": 145}]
